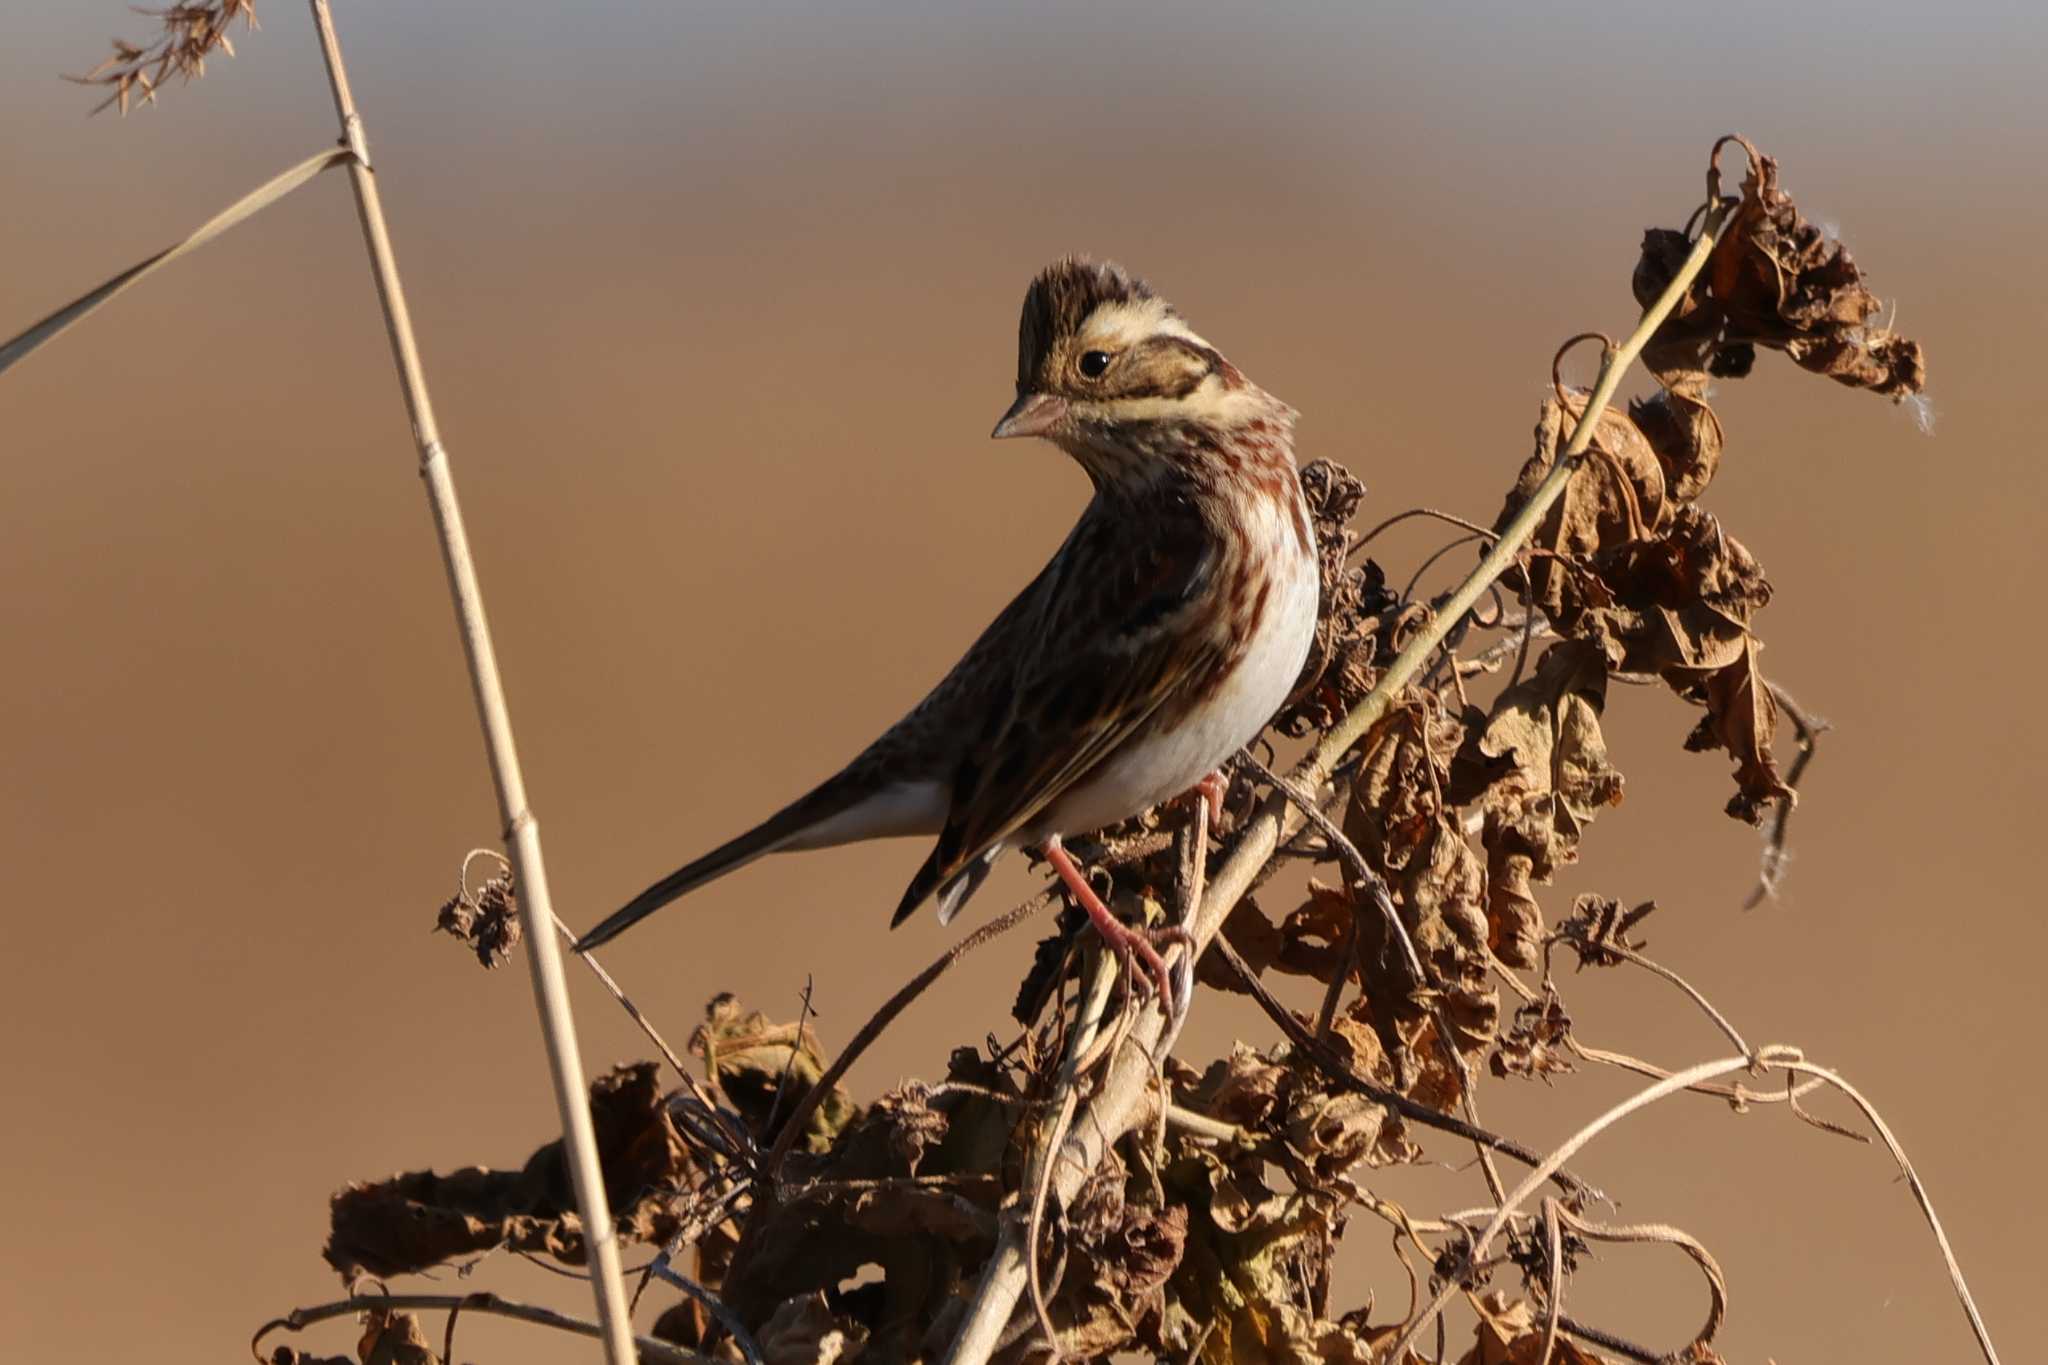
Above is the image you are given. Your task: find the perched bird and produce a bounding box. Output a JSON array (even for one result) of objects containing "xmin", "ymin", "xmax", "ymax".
[{"xmin": 577, "ymin": 258, "xmax": 1320, "ymax": 1009}]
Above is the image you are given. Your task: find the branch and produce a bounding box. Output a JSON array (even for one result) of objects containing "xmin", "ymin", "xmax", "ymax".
[
  {"xmin": 1210, "ymin": 935, "xmax": 1591, "ymax": 1194},
  {"xmin": 1384, "ymin": 1049, "xmax": 2002, "ymax": 1365},
  {"xmin": 252, "ymin": 1292, "xmax": 710, "ymax": 1365},
  {"xmin": 763, "ymin": 890, "xmax": 1055, "ymax": 1176}
]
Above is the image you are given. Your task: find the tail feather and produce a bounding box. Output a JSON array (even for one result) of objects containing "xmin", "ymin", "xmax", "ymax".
[
  {"xmin": 892, "ymin": 844, "xmax": 1001, "ymax": 928},
  {"xmin": 578, "ymin": 773, "xmax": 951, "ymax": 952},
  {"xmin": 575, "ymin": 812, "xmax": 807, "ymax": 951}
]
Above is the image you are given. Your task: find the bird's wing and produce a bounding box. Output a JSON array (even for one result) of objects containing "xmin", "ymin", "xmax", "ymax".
[{"xmin": 890, "ymin": 503, "xmax": 1224, "ymax": 924}]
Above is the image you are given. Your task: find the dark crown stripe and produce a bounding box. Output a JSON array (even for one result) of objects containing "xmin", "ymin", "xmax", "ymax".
[{"xmin": 1016, "ymin": 256, "xmax": 1160, "ymax": 387}]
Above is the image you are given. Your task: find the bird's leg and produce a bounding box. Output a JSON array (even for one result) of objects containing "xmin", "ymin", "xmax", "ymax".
[
  {"xmin": 1041, "ymin": 835, "xmax": 1179, "ymax": 1015},
  {"xmin": 1191, "ymin": 769, "xmax": 1229, "ymax": 827}
]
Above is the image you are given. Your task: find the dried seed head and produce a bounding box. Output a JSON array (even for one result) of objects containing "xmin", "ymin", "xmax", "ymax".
[{"xmin": 66, "ymin": 2, "xmax": 260, "ymax": 115}]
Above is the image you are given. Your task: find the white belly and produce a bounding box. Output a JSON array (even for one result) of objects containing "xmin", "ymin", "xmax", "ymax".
[{"xmin": 1032, "ymin": 525, "xmax": 1320, "ymax": 839}]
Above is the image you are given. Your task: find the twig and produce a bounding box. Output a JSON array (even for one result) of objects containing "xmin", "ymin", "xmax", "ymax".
[
  {"xmin": 1316, "ymin": 192, "xmax": 1741, "ymax": 788},
  {"xmin": 1536, "ymin": 1199, "xmax": 1565, "ymax": 1365},
  {"xmin": 1210, "ymin": 935, "xmax": 1589, "ymax": 1196},
  {"xmin": 1774, "ymin": 1056, "xmax": 2001, "ymax": 1364},
  {"xmin": 1384, "ymin": 1049, "xmax": 2002, "ymax": 1365},
  {"xmin": 764, "ymin": 974, "xmax": 817, "ymax": 1138},
  {"xmin": 1164, "ymin": 1104, "xmax": 1250, "ymax": 1145},
  {"xmin": 649, "ymin": 1258, "xmax": 764, "ymax": 1365},
  {"xmin": 1234, "ymin": 750, "xmax": 1424, "ymax": 988},
  {"xmin": 251, "ymin": 1293, "xmax": 709, "ymax": 1365},
  {"xmin": 550, "ymin": 913, "xmax": 745, "ymax": 1159},
  {"xmin": 763, "ymin": 889, "xmax": 1055, "ymax": 1176},
  {"xmin": 1567, "ymin": 1037, "xmax": 1831, "ymax": 1111},
  {"xmin": 549, "ymin": 916, "xmax": 690, "ymax": 1078},
  {"xmin": 303, "ymin": 4, "xmax": 634, "ymax": 1359},
  {"xmin": 1556, "ymin": 1316, "xmax": 1664, "ymax": 1364},
  {"xmin": 1455, "ymin": 615, "xmax": 1552, "ymax": 678},
  {"xmin": 1555, "ymin": 1205, "xmax": 1727, "ymax": 1357},
  {"xmin": 1574, "ymin": 935, "xmax": 1751, "ymax": 1057},
  {"xmin": 1385, "ymin": 1054, "xmax": 1749, "ymax": 1363},
  {"xmin": 1352, "ymin": 506, "xmax": 1503, "ymax": 555},
  {"xmin": 1745, "ymin": 679, "xmax": 1830, "ymax": 908},
  {"xmin": 441, "ymin": 1294, "xmax": 464, "ymax": 1365},
  {"xmin": 1234, "ymin": 749, "xmax": 1507, "ymax": 1206},
  {"xmin": 1026, "ymin": 943, "xmax": 1123, "ymax": 1357}
]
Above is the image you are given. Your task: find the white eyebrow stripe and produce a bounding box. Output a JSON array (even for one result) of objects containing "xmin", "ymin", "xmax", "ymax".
[
  {"xmin": 1080, "ymin": 298, "xmax": 1214, "ymax": 352},
  {"xmin": 1089, "ymin": 374, "xmax": 1280, "ymax": 426}
]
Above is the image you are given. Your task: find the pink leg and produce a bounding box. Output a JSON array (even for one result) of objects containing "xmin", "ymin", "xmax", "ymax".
[
  {"xmin": 1042, "ymin": 836, "xmax": 1179, "ymax": 1014},
  {"xmin": 1192, "ymin": 769, "xmax": 1228, "ymax": 828}
]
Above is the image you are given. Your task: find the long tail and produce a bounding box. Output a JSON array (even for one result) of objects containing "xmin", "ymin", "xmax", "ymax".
[
  {"xmin": 577, "ymin": 771, "xmax": 948, "ymax": 951},
  {"xmin": 574, "ymin": 807, "xmax": 814, "ymax": 951},
  {"xmin": 569, "ymin": 777, "xmax": 864, "ymax": 949}
]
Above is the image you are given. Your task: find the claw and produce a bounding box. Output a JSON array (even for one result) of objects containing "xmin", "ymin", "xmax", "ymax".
[{"xmin": 1041, "ymin": 837, "xmax": 1180, "ymax": 1015}]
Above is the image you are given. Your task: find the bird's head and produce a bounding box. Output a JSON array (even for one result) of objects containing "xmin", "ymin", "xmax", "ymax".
[{"xmin": 992, "ymin": 256, "xmax": 1294, "ymax": 487}]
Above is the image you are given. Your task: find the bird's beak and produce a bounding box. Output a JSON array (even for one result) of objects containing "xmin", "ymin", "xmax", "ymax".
[{"xmin": 991, "ymin": 391, "xmax": 1068, "ymax": 440}]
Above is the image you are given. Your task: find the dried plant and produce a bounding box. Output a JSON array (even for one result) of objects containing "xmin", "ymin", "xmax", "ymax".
[
  {"xmin": 68, "ymin": 1, "xmax": 260, "ymax": 114},
  {"xmin": 2, "ymin": 12, "xmax": 1999, "ymax": 1365},
  {"xmin": 267, "ymin": 140, "xmax": 1992, "ymax": 1365}
]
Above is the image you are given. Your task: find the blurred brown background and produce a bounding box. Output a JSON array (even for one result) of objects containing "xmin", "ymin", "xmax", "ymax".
[{"xmin": 2, "ymin": 2, "xmax": 2041, "ymax": 1361}]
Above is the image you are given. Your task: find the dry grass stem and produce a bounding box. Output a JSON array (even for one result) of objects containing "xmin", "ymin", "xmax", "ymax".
[{"xmin": 301, "ymin": 2, "xmax": 638, "ymax": 1358}]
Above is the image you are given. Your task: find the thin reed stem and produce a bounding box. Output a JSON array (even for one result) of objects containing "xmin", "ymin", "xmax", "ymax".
[{"xmin": 303, "ymin": 4, "xmax": 636, "ymax": 1361}]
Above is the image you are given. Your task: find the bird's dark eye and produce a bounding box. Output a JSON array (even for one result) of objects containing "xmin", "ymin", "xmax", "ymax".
[{"xmin": 1078, "ymin": 350, "xmax": 1113, "ymax": 379}]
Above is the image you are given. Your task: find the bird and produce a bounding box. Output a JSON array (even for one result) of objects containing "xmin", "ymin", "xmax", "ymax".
[{"xmin": 576, "ymin": 257, "xmax": 1321, "ymax": 1012}]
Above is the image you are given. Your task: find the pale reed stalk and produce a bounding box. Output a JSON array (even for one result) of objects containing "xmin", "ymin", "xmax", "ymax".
[{"xmin": 303, "ymin": 3, "xmax": 636, "ymax": 1361}]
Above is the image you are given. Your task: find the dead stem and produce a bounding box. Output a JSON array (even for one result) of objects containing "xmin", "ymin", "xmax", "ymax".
[
  {"xmin": 252, "ymin": 1292, "xmax": 708, "ymax": 1365},
  {"xmin": 1555, "ymin": 1205, "xmax": 1728, "ymax": 1357},
  {"xmin": 764, "ymin": 889, "xmax": 1055, "ymax": 1177},
  {"xmin": 1746, "ymin": 679, "xmax": 1831, "ymax": 907},
  {"xmin": 304, "ymin": 4, "xmax": 635, "ymax": 1356},
  {"xmin": 649, "ymin": 1258, "xmax": 763, "ymax": 1365},
  {"xmin": 1211, "ymin": 935, "xmax": 1593, "ymax": 1196},
  {"xmin": 1026, "ymin": 944, "xmax": 1124, "ymax": 1358},
  {"xmin": 1385, "ymin": 1049, "xmax": 2001, "ymax": 1365}
]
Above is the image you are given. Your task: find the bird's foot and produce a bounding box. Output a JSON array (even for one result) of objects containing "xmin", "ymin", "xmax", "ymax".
[
  {"xmin": 1189, "ymin": 769, "xmax": 1229, "ymax": 829},
  {"xmin": 1041, "ymin": 836, "xmax": 1186, "ymax": 1018}
]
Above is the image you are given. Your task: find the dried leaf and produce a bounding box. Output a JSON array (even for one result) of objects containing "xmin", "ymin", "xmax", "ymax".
[
  {"xmin": 1185, "ymin": 1043, "xmax": 1290, "ymax": 1131},
  {"xmin": 1628, "ymin": 388, "xmax": 1723, "ymax": 504},
  {"xmin": 1684, "ymin": 638, "xmax": 1793, "ymax": 821},
  {"xmin": 1277, "ymin": 880, "xmax": 1354, "ymax": 979},
  {"xmin": 1708, "ymin": 146, "xmax": 1926, "ymax": 396},
  {"xmin": 1559, "ymin": 896, "xmax": 1656, "ymax": 969},
  {"xmin": 756, "ymin": 1292, "xmax": 868, "ymax": 1365},
  {"xmin": 1493, "ymin": 993, "xmax": 1575, "ymax": 1081},
  {"xmin": 433, "ymin": 870, "xmax": 521, "ymax": 969},
  {"xmin": 694, "ymin": 993, "xmax": 857, "ymax": 1153},
  {"xmin": 324, "ymin": 1063, "xmax": 692, "ymax": 1282},
  {"xmin": 1197, "ymin": 896, "xmax": 1286, "ymax": 992},
  {"xmin": 1459, "ymin": 1292, "xmax": 1610, "ymax": 1365},
  {"xmin": 1498, "ymin": 391, "xmax": 1670, "ymax": 623},
  {"xmin": 1475, "ymin": 640, "xmax": 1624, "ymax": 966},
  {"xmin": 356, "ymin": 1310, "xmax": 438, "ymax": 1365}
]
